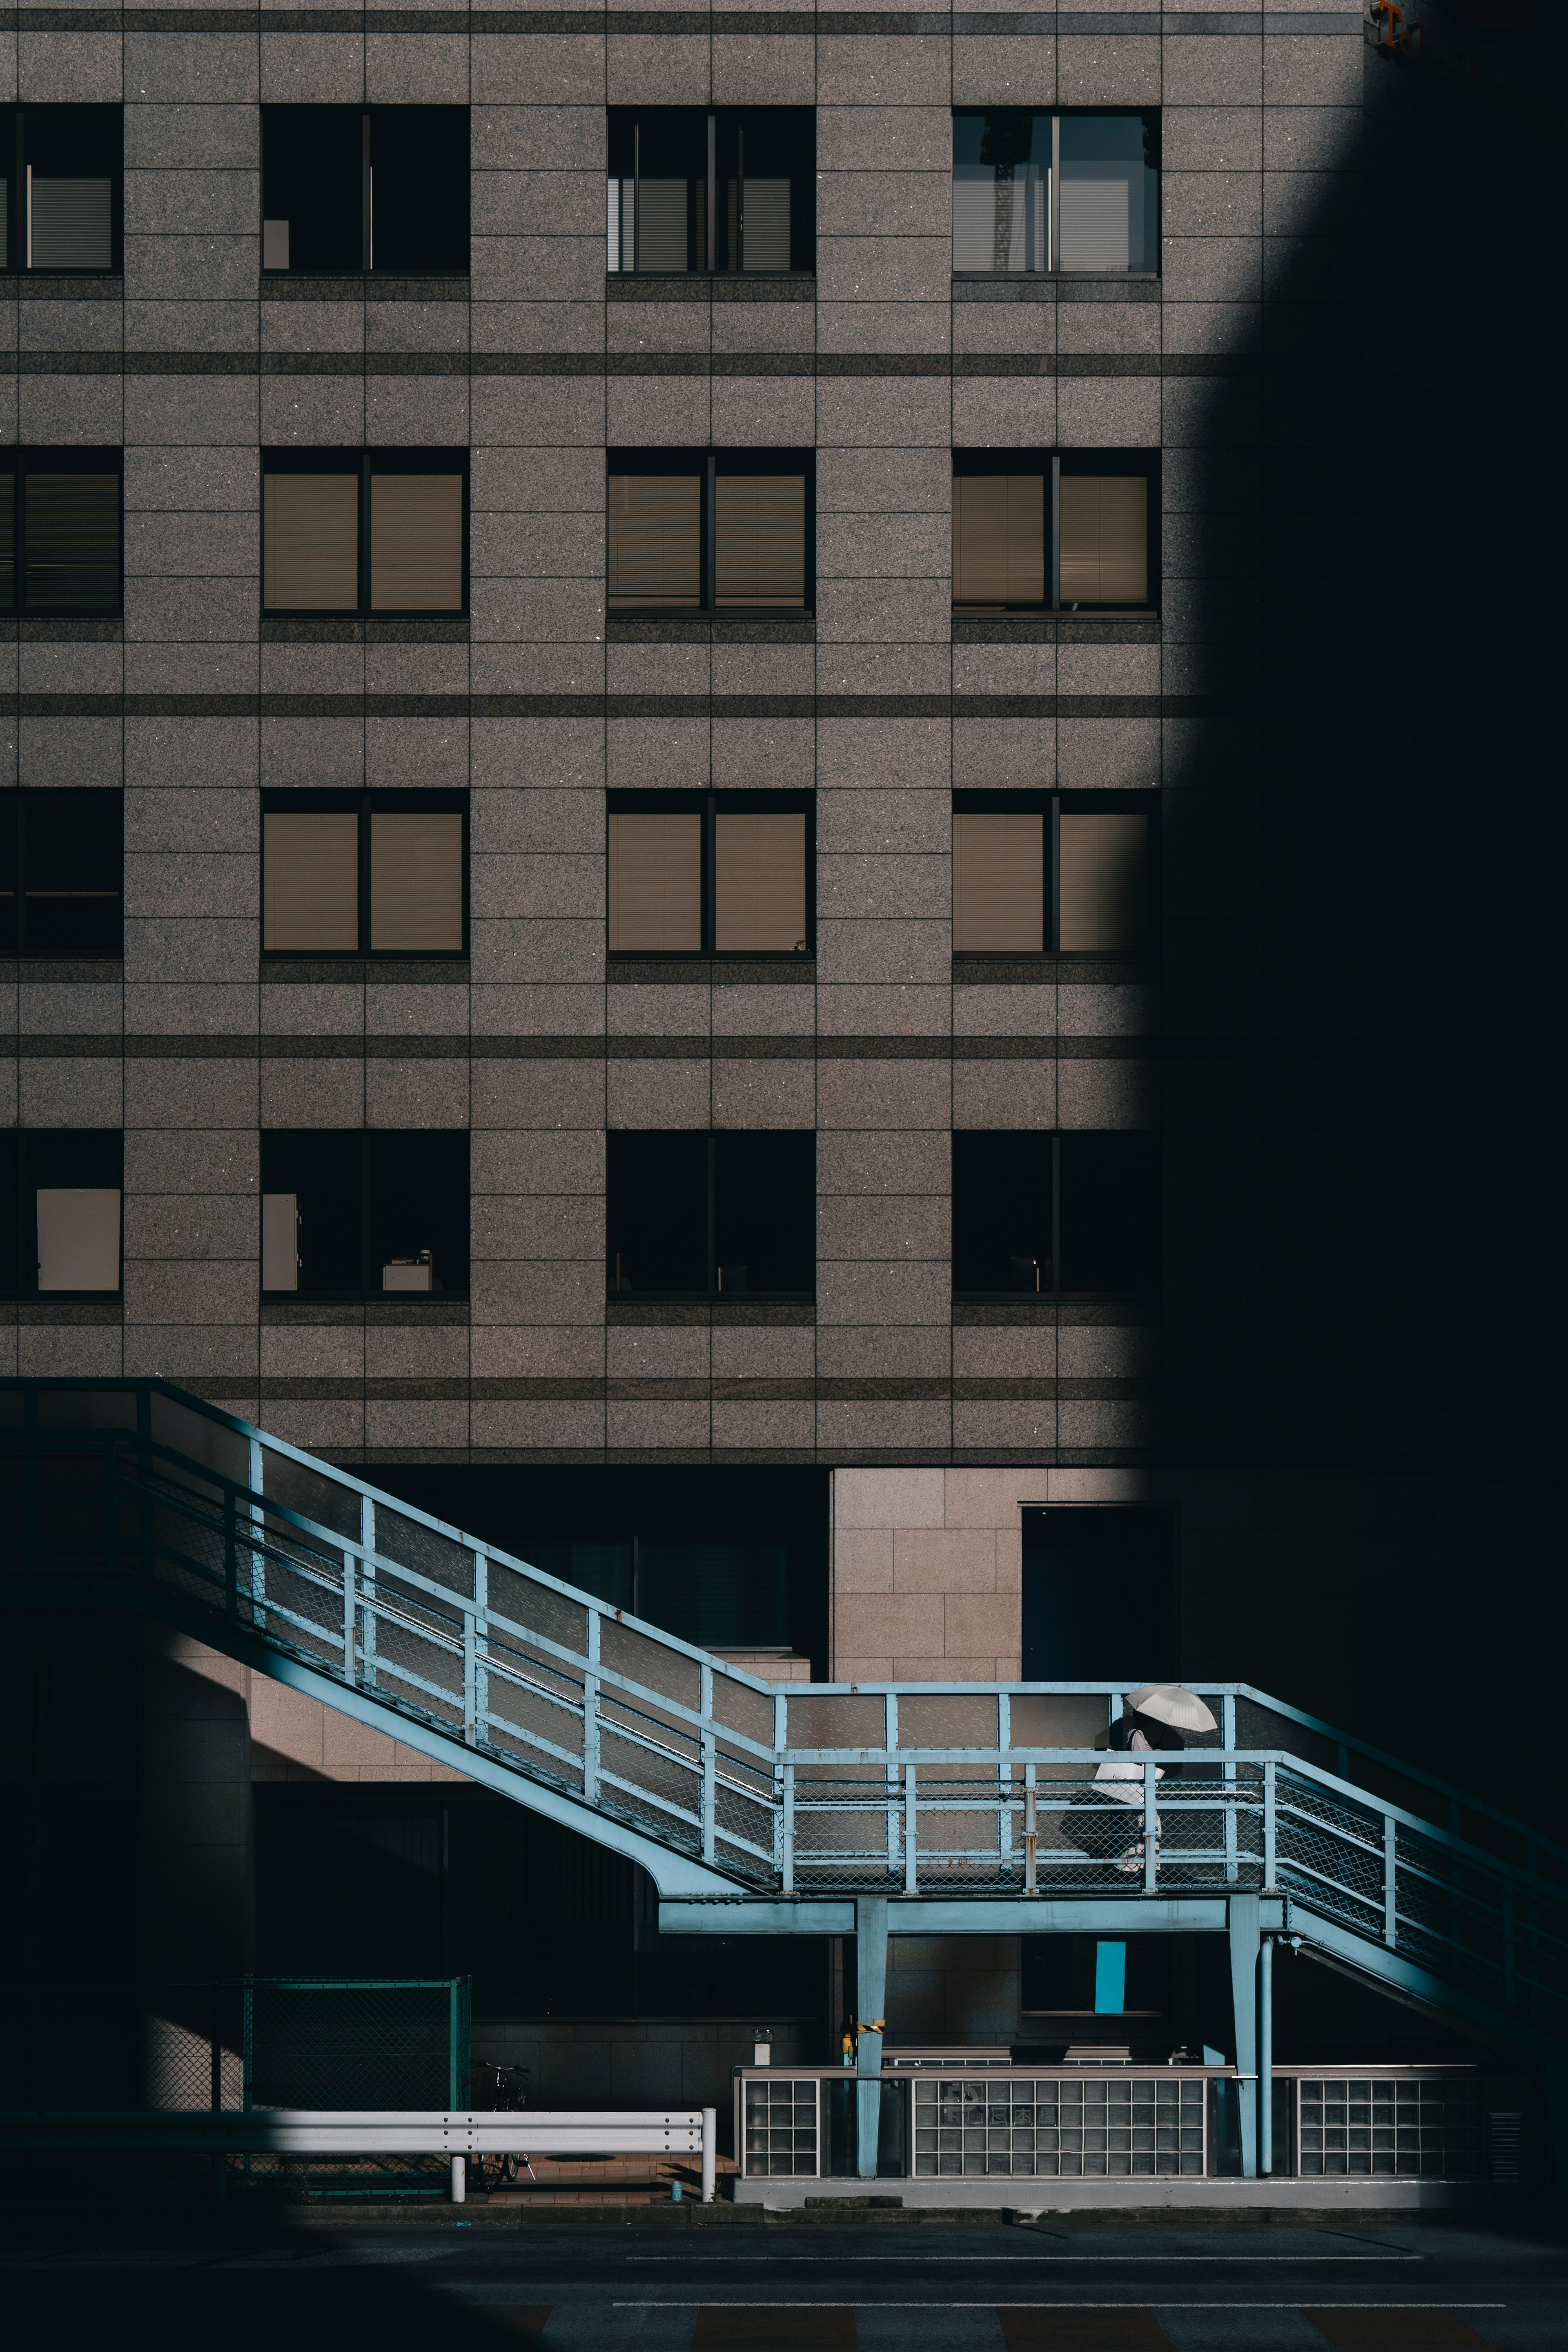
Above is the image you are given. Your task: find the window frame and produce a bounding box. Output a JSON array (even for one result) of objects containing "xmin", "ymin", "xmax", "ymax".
[
  {"xmin": 259, "ymin": 105, "xmax": 471, "ymax": 277},
  {"xmin": 261, "ymin": 448, "xmax": 470, "ymax": 621},
  {"xmin": 952, "ymin": 450, "xmax": 1158, "ymax": 615},
  {"xmin": 259, "ymin": 1127, "xmax": 471, "ymax": 1302},
  {"xmin": 0, "ymin": 1127, "xmax": 124, "ymax": 1299},
  {"xmin": 606, "ymin": 448, "xmax": 816, "ymax": 617},
  {"xmin": 0, "ymin": 786, "xmax": 123, "ymax": 960},
  {"xmin": 950, "ymin": 1129, "xmax": 1161, "ymax": 1302},
  {"xmin": 606, "ymin": 1128, "xmax": 817, "ymax": 1303},
  {"xmin": 951, "ymin": 107, "xmax": 1160, "ymax": 280},
  {"xmin": 0, "ymin": 105, "xmax": 124, "ymax": 276},
  {"xmin": 0, "ymin": 447, "xmax": 123, "ymax": 618},
  {"xmin": 607, "ymin": 106, "xmax": 816, "ymax": 277},
  {"xmin": 260, "ymin": 788, "xmax": 470, "ymax": 963},
  {"xmin": 606, "ymin": 788, "xmax": 815, "ymax": 962},
  {"xmin": 951, "ymin": 789, "xmax": 1159, "ymax": 959}
]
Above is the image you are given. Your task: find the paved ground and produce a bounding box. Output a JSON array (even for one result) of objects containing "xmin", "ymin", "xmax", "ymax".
[{"xmin": 3, "ymin": 2209, "xmax": 1566, "ymax": 2350}]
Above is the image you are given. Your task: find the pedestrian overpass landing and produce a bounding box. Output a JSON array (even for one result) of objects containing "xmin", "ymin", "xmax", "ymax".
[{"xmin": 3, "ymin": 1376, "xmax": 1563, "ymax": 2181}]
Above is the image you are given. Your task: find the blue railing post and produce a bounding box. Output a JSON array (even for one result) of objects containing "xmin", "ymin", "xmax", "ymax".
[
  {"xmin": 771, "ymin": 1690, "xmax": 787, "ymax": 1885},
  {"xmin": 699, "ymin": 1662, "xmax": 715, "ymax": 1864},
  {"xmin": 360, "ymin": 1494, "xmax": 377, "ymax": 1690},
  {"xmin": 1384, "ymin": 1814, "xmax": 1398, "ymax": 1948},
  {"xmin": 1263, "ymin": 1757, "xmax": 1276, "ymax": 1891},
  {"xmin": 782, "ymin": 1762, "xmax": 795, "ymax": 1894},
  {"xmin": 247, "ymin": 1435, "xmax": 267, "ymax": 1633},
  {"xmin": 1143, "ymin": 1757, "xmax": 1158, "ymax": 1894},
  {"xmin": 903, "ymin": 1763, "xmax": 918, "ymax": 1896},
  {"xmin": 342, "ymin": 1549, "xmax": 357, "ymax": 1685},
  {"xmin": 997, "ymin": 1693, "xmax": 1012, "ymax": 1880},
  {"xmin": 1222, "ymin": 1695, "xmax": 1238, "ymax": 1884},
  {"xmin": 582, "ymin": 1604, "xmax": 600, "ymax": 1804},
  {"xmin": 884, "ymin": 1693, "xmax": 899, "ymax": 1881},
  {"xmin": 1024, "ymin": 1764, "xmax": 1038, "ymax": 1898},
  {"xmin": 474, "ymin": 1550, "xmax": 489, "ymax": 1751}
]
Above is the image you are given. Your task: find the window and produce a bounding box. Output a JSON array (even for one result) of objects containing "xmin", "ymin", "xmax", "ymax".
[
  {"xmin": 953, "ymin": 110, "xmax": 1158, "ymax": 275},
  {"xmin": 0, "ymin": 107, "xmax": 121, "ymax": 273},
  {"xmin": 953, "ymin": 452, "xmax": 1155, "ymax": 612},
  {"xmin": 260, "ymin": 1130, "xmax": 470, "ymax": 1298},
  {"xmin": 607, "ymin": 108, "xmax": 814, "ymax": 274},
  {"xmin": 606, "ymin": 1131, "xmax": 815, "ymax": 1298},
  {"xmin": 261, "ymin": 792, "xmax": 466, "ymax": 958},
  {"xmin": 262, "ymin": 451, "xmax": 467, "ymax": 617},
  {"xmin": 607, "ymin": 450, "xmax": 812, "ymax": 614},
  {"xmin": 0, "ymin": 1129, "xmax": 122, "ymax": 1296},
  {"xmin": 261, "ymin": 107, "xmax": 469, "ymax": 274},
  {"xmin": 0, "ymin": 788, "xmax": 122, "ymax": 957},
  {"xmin": 1021, "ymin": 1508, "xmax": 1172, "ymax": 1681},
  {"xmin": 951, "ymin": 1131, "xmax": 1159, "ymax": 1295},
  {"xmin": 952, "ymin": 794, "xmax": 1154, "ymax": 955},
  {"xmin": 0, "ymin": 450, "xmax": 121, "ymax": 615},
  {"xmin": 607, "ymin": 793, "xmax": 811, "ymax": 958}
]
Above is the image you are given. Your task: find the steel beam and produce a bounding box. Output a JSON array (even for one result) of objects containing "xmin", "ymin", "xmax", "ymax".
[
  {"xmin": 1229, "ymin": 1895, "xmax": 1260, "ymax": 2179},
  {"xmin": 658, "ymin": 1898, "xmax": 1232, "ymax": 1938}
]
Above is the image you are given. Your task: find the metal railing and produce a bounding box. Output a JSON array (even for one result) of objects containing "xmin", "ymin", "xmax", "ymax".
[{"xmin": 2, "ymin": 1380, "xmax": 1564, "ymax": 2049}]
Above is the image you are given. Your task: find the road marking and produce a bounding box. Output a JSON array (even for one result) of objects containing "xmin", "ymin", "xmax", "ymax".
[
  {"xmin": 612, "ymin": 2305, "xmax": 1508, "ymax": 2312},
  {"xmin": 633, "ymin": 2256, "xmax": 1423, "ymax": 2265}
]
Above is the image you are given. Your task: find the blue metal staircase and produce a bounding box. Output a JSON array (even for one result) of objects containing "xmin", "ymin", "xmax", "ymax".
[{"xmin": 3, "ymin": 1378, "xmax": 1564, "ymax": 2180}]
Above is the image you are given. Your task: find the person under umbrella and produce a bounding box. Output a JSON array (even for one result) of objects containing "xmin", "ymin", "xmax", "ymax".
[{"xmin": 1093, "ymin": 1684, "xmax": 1218, "ymax": 1875}]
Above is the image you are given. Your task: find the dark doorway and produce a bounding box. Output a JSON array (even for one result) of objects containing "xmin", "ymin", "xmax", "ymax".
[{"xmin": 1021, "ymin": 1506, "xmax": 1172, "ymax": 1682}]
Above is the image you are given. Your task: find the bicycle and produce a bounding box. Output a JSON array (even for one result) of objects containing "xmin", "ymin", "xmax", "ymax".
[{"xmin": 466, "ymin": 2060, "xmax": 534, "ymax": 2189}]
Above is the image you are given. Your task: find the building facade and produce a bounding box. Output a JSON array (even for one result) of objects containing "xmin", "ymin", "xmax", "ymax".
[{"xmin": 4, "ymin": 3, "xmax": 1564, "ymax": 2108}]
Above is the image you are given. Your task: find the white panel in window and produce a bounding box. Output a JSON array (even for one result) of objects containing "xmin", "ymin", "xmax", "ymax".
[
  {"xmin": 264, "ymin": 809, "xmax": 359, "ymax": 951},
  {"xmin": 370, "ymin": 811, "xmax": 463, "ymax": 951},
  {"xmin": 715, "ymin": 475, "xmax": 805, "ymax": 608},
  {"xmin": 37, "ymin": 1189, "xmax": 120, "ymax": 1291},
  {"xmin": 264, "ymin": 473, "xmax": 358, "ymax": 610},
  {"xmin": 715, "ymin": 811, "xmax": 806, "ymax": 951},
  {"xmin": 953, "ymin": 811, "xmax": 1043, "ymax": 952},
  {"xmin": 1058, "ymin": 812, "xmax": 1151, "ymax": 950},
  {"xmin": 954, "ymin": 475, "xmax": 1045, "ymax": 606},
  {"xmin": 1058, "ymin": 167, "xmax": 1135, "ymax": 272},
  {"xmin": 742, "ymin": 180, "xmax": 791, "ymax": 271},
  {"xmin": 263, "ymin": 219, "xmax": 290, "ymax": 270},
  {"xmin": 1059, "ymin": 476, "xmax": 1147, "ymax": 606},
  {"xmin": 608, "ymin": 474, "xmax": 701, "ymax": 608},
  {"xmin": 608, "ymin": 811, "xmax": 702, "ymax": 951},
  {"xmin": 607, "ymin": 180, "xmax": 635, "ymax": 270},
  {"xmin": 29, "ymin": 176, "xmax": 112, "ymax": 270},
  {"xmin": 262, "ymin": 1193, "xmax": 299, "ymax": 1292},
  {"xmin": 370, "ymin": 474, "xmax": 463, "ymax": 611}
]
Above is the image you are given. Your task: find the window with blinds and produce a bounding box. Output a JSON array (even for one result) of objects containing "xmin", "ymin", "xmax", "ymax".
[
  {"xmin": 0, "ymin": 1129, "xmax": 123, "ymax": 1298},
  {"xmin": 263, "ymin": 454, "xmax": 467, "ymax": 616},
  {"xmin": 609, "ymin": 794, "xmax": 813, "ymax": 958},
  {"xmin": 953, "ymin": 474, "xmax": 1045, "ymax": 608},
  {"xmin": 0, "ymin": 106, "xmax": 121, "ymax": 274},
  {"xmin": 608, "ymin": 107, "xmax": 814, "ymax": 275},
  {"xmin": 263, "ymin": 793, "xmax": 467, "ymax": 958},
  {"xmin": 1060, "ymin": 475, "xmax": 1148, "ymax": 608},
  {"xmin": 953, "ymin": 110, "xmax": 1158, "ymax": 278},
  {"xmin": 953, "ymin": 454, "xmax": 1153, "ymax": 612},
  {"xmin": 953, "ymin": 793, "xmax": 1155, "ymax": 958},
  {"xmin": 609, "ymin": 453, "xmax": 813, "ymax": 613},
  {"xmin": 0, "ymin": 451, "xmax": 121, "ymax": 615}
]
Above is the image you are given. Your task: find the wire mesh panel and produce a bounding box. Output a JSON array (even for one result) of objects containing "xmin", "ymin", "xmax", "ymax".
[
  {"xmin": 246, "ymin": 1978, "xmax": 467, "ymax": 2111},
  {"xmin": 743, "ymin": 2076, "xmax": 819, "ymax": 2176},
  {"xmin": 912, "ymin": 2075, "xmax": 1205, "ymax": 2179},
  {"xmin": 1296, "ymin": 2077, "xmax": 1478, "ymax": 2178}
]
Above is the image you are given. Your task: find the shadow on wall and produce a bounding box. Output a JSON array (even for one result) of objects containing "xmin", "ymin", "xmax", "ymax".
[{"xmin": 1156, "ymin": 13, "xmax": 1567, "ymax": 1824}]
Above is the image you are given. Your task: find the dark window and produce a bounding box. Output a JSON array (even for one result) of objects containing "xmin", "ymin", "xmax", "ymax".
[
  {"xmin": 952, "ymin": 791, "xmax": 1155, "ymax": 956},
  {"xmin": 608, "ymin": 107, "xmax": 814, "ymax": 274},
  {"xmin": 606, "ymin": 1129, "xmax": 815, "ymax": 1299},
  {"xmin": 607, "ymin": 449, "xmax": 813, "ymax": 614},
  {"xmin": 951, "ymin": 1130, "xmax": 1159, "ymax": 1296},
  {"xmin": 261, "ymin": 450, "xmax": 468, "ymax": 618},
  {"xmin": 0, "ymin": 788, "xmax": 122, "ymax": 957},
  {"xmin": 954, "ymin": 450, "xmax": 1156, "ymax": 612},
  {"xmin": 0, "ymin": 1128, "xmax": 122, "ymax": 1296},
  {"xmin": 0, "ymin": 107, "xmax": 121, "ymax": 274},
  {"xmin": 1021, "ymin": 1506, "xmax": 1173, "ymax": 1680},
  {"xmin": 261, "ymin": 106, "xmax": 469, "ymax": 274},
  {"xmin": 260, "ymin": 1128, "xmax": 470, "ymax": 1298},
  {"xmin": 953, "ymin": 110, "xmax": 1158, "ymax": 275},
  {"xmin": 607, "ymin": 791, "xmax": 812, "ymax": 958},
  {"xmin": 261, "ymin": 791, "xmax": 467, "ymax": 958},
  {"xmin": 0, "ymin": 449, "xmax": 121, "ymax": 616}
]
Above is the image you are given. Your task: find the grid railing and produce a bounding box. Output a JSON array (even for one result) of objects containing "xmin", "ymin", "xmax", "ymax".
[{"xmin": 2, "ymin": 1380, "xmax": 1564, "ymax": 2053}]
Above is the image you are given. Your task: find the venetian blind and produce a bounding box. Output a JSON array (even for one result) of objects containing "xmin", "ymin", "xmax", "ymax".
[
  {"xmin": 741, "ymin": 179, "xmax": 791, "ymax": 271},
  {"xmin": 608, "ymin": 474, "xmax": 702, "ymax": 608},
  {"xmin": 370, "ymin": 811, "xmax": 464, "ymax": 951},
  {"xmin": 1058, "ymin": 812, "xmax": 1151, "ymax": 950},
  {"xmin": 1058, "ymin": 167, "xmax": 1134, "ymax": 272},
  {"xmin": 29, "ymin": 177, "xmax": 113, "ymax": 270},
  {"xmin": 715, "ymin": 474, "xmax": 805, "ymax": 608},
  {"xmin": 264, "ymin": 809, "xmax": 360, "ymax": 951},
  {"xmin": 1059, "ymin": 475, "xmax": 1147, "ymax": 606},
  {"xmin": 953, "ymin": 811, "xmax": 1044, "ymax": 952},
  {"xmin": 715, "ymin": 811, "xmax": 806, "ymax": 951},
  {"xmin": 370, "ymin": 474, "xmax": 463, "ymax": 611},
  {"xmin": 264, "ymin": 473, "xmax": 358, "ymax": 610},
  {"xmin": 608, "ymin": 811, "xmax": 702, "ymax": 951},
  {"xmin": 954, "ymin": 474, "xmax": 1045, "ymax": 606},
  {"xmin": 23, "ymin": 473, "xmax": 118, "ymax": 612}
]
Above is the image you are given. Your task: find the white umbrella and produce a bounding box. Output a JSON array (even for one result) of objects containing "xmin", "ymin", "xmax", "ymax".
[{"xmin": 1125, "ymin": 1683, "xmax": 1218, "ymax": 1733}]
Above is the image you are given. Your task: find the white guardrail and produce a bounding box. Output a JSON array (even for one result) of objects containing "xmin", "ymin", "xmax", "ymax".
[{"xmin": 0, "ymin": 2108, "xmax": 719, "ymax": 2204}]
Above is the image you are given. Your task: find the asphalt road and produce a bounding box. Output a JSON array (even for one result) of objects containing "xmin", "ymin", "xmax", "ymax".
[{"xmin": 4, "ymin": 2212, "xmax": 1566, "ymax": 2350}]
